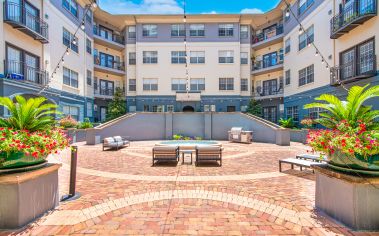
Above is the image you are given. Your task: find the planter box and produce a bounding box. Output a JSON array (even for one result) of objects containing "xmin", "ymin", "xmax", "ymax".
[
  {"xmin": 314, "ymin": 166, "xmax": 379, "ymax": 231},
  {"xmin": 0, "ymin": 164, "xmax": 61, "ymax": 229}
]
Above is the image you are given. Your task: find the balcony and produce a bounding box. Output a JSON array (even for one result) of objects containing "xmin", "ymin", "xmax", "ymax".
[
  {"xmin": 330, "ymin": 0, "xmax": 377, "ymax": 39},
  {"xmin": 252, "ymin": 87, "xmax": 283, "ymax": 100},
  {"xmin": 252, "ymin": 25, "xmax": 283, "ymax": 50},
  {"xmin": 3, "ymin": 1, "xmax": 48, "ymax": 43},
  {"xmin": 94, "ymin": 87, "xmax": 125, "ymax": 99},
  {"xmin": 330, "ymin": 55, "xmax": 377, "ymax": 85},
  {"xmin": 94, "ymin": 56, "xmax": 126, "ymax": 76},
  {"xmin": 251, "ymin": 56, "xmax": 284, "ymax": 76},
  {"xmin": 3, "ymin": 60, "xmax": 48, "ymax": 86},
  {"xmin": 93, "ymin": 26, "xmax": 125, "ymax": 50}
]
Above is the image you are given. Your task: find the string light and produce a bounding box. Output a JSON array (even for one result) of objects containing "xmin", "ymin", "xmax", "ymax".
[
  {"xmin": 80, "ymin": 21, "xmax": 85, "ymax": 30},
  {"xmin": 285, "ymin": 8, "xmax": 290, "ymax": 17},
  {"xmin": 315, "ymin": 50, "xmax": 319, "ymax": 56}
]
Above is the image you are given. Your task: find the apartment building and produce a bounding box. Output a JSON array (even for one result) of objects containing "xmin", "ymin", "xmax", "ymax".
[
  {"xmin": 0, "ymin": 0, "xmax": 95, "ymax": 122},
  {"xmin": 0, "ymin": 0, "xmax": 377, "ymax": 124},
  {"xmin": 282, "ymin": 0, "xmax": 379, "ymax": 124}
]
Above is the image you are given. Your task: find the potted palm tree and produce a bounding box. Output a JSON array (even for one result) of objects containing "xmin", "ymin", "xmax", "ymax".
[{"xmin": 304, "ymin": 85, "xmax": 379, "ymax": 230}]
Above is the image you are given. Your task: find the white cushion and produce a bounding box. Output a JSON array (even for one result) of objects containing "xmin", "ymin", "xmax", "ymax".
[{"xmin": 114, "ymin": 136, "xmax": 123, "ymax": 142}]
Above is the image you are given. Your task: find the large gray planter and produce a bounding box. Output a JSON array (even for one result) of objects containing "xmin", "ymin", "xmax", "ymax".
[
  {"xmin": 0, "ymin": 164, "xmax": 61, "ymax": 229},
  {"xmin": 289, "ymin": 129, "xmax": 308, "ymax": 144},
  {"xmin": 314, "ymin": 166, "xmax": 379, "ymax": 231}
]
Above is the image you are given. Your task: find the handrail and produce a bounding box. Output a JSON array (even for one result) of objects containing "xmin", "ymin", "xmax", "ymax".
[
  {"xmin": 94, "ymin": 56, "xmax": 125, "ymax": 71},
  {"xmin": 252, "ymin": 25, "xmax": 283, "ymax": 45},
  {"xmin": 243, "ymin": 113, "xmax": 284, "ymax": 130},
  {"xmin": 93, "ymin": 25, "xmax": 125, "ymax": 45},
  {"xmin": 4, "ymin": 60, "xmax": 48, "ymax": 86},
  {"xmin": 95, "ymin": 113, "xmax": 136, "ymax": 129}
]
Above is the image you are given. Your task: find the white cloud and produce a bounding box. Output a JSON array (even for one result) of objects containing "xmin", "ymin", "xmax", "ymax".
[
  {"xmin": 99, "ymin": 0, "xmax": 184, "ymax": 14},
  {"xmin": 201, "ymin": 10, "xmax": 217, "ymax": 14},
  {"xmin": 240, "ymin": 8, "xmax": 264, "ymax": 14}
]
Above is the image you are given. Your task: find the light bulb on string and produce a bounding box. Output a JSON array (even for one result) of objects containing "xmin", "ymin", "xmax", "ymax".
[
  {"xmin": 285, "ymin": 9, "xmax": 290, "ymax": 17},
  {"xmin": 72, "ymin": 39, "xmax": 77, "ymax": 45},
  {"xmin": 66, "ymin": 49, "xmax": 70, "ymax": 55},
  {"xmin": 298, "ymin": 27, "xmax": 303, "ymax": 34},
  {"xmin": 81, "ymin": 21, "xmax": 85, "ymax": 30},
  {"xmin": 92, "ymin": 2, "xmax": 97, "ymax": 8},
  {"xmin": 315, "ymin": 50, "xmax": 319, "ymax": 56},
  {"xmin": 321, "ymin": 58, "xmax": 325, "ymax": 64}
]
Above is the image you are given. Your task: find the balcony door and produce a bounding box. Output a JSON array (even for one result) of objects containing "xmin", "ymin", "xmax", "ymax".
[
  {"xmin": 7, "ymin": 0, "xmax": 21, "ymax": 22},
  {"xmin": 99, "ymin": 53, "xmax": 114, "ymax": 68},
  {"xmin": 99, "ymin": 25, "xmax": 113, "ymax": 41},
  {"xmin": 263, "ymin": 52, "xmax": 277, "ymax": 68},
  {"xmin": 358, "ymin": 40, "xmax": 374, "ymax": 75},
  {"xmin": 25, "ymin": 53, "xmax": 39, "ymax": 83},
  {"xmin": 100, "ymin": 80, "xmax": 114, "ymax": 96},
  {"xmin": 263, "ymin": 106, "xmax": 278, "ymax": 123},
  {"xmin": 24, "ymin": 1, "xmax": 39, "ymax": 33},
  {"xmin": 262, "ymin": 79, "xmax": 278, "ymax": 96},
  {"xmin": 6, "ymin": 45, "xmax": 22, "ymax": 75},
  {"xmin": 341, "ymin": 49, "xmax": 355, "ymax": 79}
]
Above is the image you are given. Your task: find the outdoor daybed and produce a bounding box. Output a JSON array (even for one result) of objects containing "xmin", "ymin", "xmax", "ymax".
[
  {"xmin": 196, "ymin": 146, "xmax": 223, "ymax": 166},
  {"xmin": 152, "ymin": 145, "xmax": 180, "ymax": 166},
  {"xmin": 102, "ymin": 136, "xmax": 130, "ymax": 151}
]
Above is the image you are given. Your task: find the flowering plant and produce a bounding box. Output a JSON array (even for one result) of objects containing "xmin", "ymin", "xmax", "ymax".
[
  {"xmin": 0, "ymin": 127, "xmax": 70, "ymax": 159},
  {"xmin": 307, "ymin": 120, "xmax": 379, "ymax": 158},
  {"xmin": 59, "ymin": 116, "xmax": 78, "ymax": 129},
  {"xmin": 301, "ymin": 118, "xmax": 314, "ymax": 128}
]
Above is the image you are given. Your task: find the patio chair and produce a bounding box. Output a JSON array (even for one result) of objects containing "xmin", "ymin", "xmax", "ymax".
[
  {"xmin": 102, "ymin": 136, "xmax": 129, "ymax": 151},
  {"xmin": 152, "ymin": 145, "xmax": 179, "ymax": 166},
  {"xmin": 196, "ymin": 146, "xmax": 223, "ymax": 166}
]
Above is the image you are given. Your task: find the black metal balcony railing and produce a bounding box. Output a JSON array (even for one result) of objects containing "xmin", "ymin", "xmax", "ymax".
[
  {"xmin": 253, "ymin": 87, "xmax": 284, "ymax": 97},
  {"xmin": 93, "ymin": 26, "xmax": 125, "ymax": 45},
  {"xmin": 4, "ymin": 60, "xmax": 48, "ymax": 86},
  {"xmin": 330, "ymin": 55, "xmax": 377, "ymax": 85},
  {"xmin": 3, "ymin": 1, "xmax": 49, "ymax": 43},
  {"xmin": 252, "ymin": 25, "xmax": 283, "ymax": 44},
  {"xmin": 252, "ymin": 55, "xmax": 284, "ymax": 71},
  {"xmin": 330, "ymin": 0, "xmax": 377, "ymax": 39},
  {"xmin": 95, "ymin": 87, "xmax": 125, "ymax": 96},
  {"xmin": 94, "ymin": 56, "xmax": 125, "ymax": 71}
]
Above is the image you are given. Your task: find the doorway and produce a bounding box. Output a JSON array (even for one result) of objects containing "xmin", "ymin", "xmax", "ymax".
[{"xmin": 182, "ymin": 105, "xmax": 195, "ymax": 112}]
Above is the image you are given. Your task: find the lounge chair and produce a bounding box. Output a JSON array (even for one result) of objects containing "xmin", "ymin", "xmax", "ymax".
[
  {"xmin": 152, "ymin": 146, "xmax": 179, "ymax": 166},
  {"xmin": 102, "ymin": 136, "xmax": 130, "ymax": 151},
  {"xmin": 196, "ymin": 146, "xmax": 223, "ymax": 166}
]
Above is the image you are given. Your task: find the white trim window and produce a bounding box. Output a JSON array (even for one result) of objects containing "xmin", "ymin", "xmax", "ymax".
[
  {"xmin": 298, "ymin": 0, "xmax": 314, "ymax": 15},
  {"xmin": 298, "ymin": 25, "xmax": 314, "ymax": 51},
  {"xmin": 190, "ymin": 78, "xmax": 205, "ymax": 91},
  {"xmin": 86, "ymin": 102, "xmax": 92, "ymax": 117},
  {"xmin": 189, "ymin": 24, "xmax": 205, "ymax": 37},
  {"xmin": 63, "ymin": 28, "xmax": 78, "ymax": 53},
  {"xmin": 142, "ymin": 24, "xmax": 157, "ymax": 37},
  {"xmin": 63, "ymin": 67, "xmax": 78, "ymax": 88},
  {"xmin": 129, "ymin": 52, "xmax": 136, "ymax": 65},
  {"xmin": 190, "ymin": 51, "xmax": 205, "ymax": 64},
  {"xmin": 143, "ymin": 51, "xmax": 158, "ymax": 64},
  {"xmin": 241, "ymin": 79, "xmax": 248, "ymax": 91},
  {"xmin": 128, "ymin": 79, "xmax": 136, "ymax": 91},
  {"xmin": 285, "ymin": 38, "xmax": 291, "ymax": 54},
  {"xmin": 240, "ymin": 25, "xmax": 249, "ymax": 39},
  {"xmin": 167, "ymin": 105, "xmax": 174, "ymax": 112},
  {"xmin": 128, "ymin": 26, "xmax": 136, "ymax": 39},
  {"xmin": 171, "ymin": 79, "xmax": 187, "ymax": 91},
  {"xmin": 285, "ymin": 69, "xmax": 291, "ymax": 85},
  {"xmin": 152, "ymin": 105, "xmax": 164, "ymax": 112},
  {"xmin": 171, "ymin": 24, "xmax": 185, "ymax": 37},
  {"xmin": 171, "ymin": 51, "xmax": 186, "ymax": 64},
  {"xmin": 63, "ymin": 105, "xmax": 79, "ymax": 121},
  {"xmin": 62, "ymin": 0, "xmax": 78, "ymax": 17},
  {"xmin": 286, "ymin": 106, "xmax": 299, "ymax": 123},
  {"xmin": 86, "ymin": 38, "xmax": 92, "ymax": 54},
  {"xmin": 143, "ymin": 79, "xmax": 158, "ymax": 91},
  {"xmin": 240, "ymin": 52, "xmax": 248, "ymax": 65},
  {"xmin": 219, "ymin": 78, "xmax": 234, "ymax": 91},
  {"xmin": 219, "ymin": 50, "xmax": 234, "ymax": 63},
  {"xmin": 298, "ymin": 64, "xmax": 314, "ymax": 86},
  {"xmin": 219, "ymin": 24, "xmax": 234, "ymax": 37}
]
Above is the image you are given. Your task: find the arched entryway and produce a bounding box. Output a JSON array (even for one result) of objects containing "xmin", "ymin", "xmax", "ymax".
[{"xmin": 182, "ymin": 105, "xmax": 195, "ymax": 112}]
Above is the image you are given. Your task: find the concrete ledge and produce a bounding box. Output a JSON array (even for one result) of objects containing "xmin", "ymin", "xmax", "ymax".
[
  {"xmin": 314, "ymin": 166, "xmax": 379, "ymax": 231},
  {"xmin": 0, "ymin": 164, "xmax": 61, "ymax": 229}
]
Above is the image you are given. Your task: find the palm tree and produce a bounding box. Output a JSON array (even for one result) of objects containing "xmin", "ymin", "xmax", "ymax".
[
  {"xmin": 304, "ymin": 85, "xmax": 379, "ymax": 129},
  {"xmin": 0, "ymin": 95, "xmax": 60, "ymax": 132}
]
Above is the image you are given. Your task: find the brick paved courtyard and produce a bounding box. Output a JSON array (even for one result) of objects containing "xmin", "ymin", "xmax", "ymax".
[{"xmin": 1, "ymin": 141, "xmax": 378, "ymax": 235}]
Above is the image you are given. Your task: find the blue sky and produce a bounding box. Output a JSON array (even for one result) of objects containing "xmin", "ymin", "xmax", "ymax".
[{"xmin": 99, "ymin": 0, "xmax": 280, "ymax": 15}]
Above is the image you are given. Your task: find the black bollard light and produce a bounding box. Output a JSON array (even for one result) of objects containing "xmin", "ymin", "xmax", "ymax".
[{"xmin": 61, "ymin": 146, "xmax": 81, "ymax": 201}]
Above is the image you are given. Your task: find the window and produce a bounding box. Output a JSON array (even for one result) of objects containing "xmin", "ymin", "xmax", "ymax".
[
  {"xmin": 171, "ymin": 79, "xmax": 187, "ymax": 91},
  {"xmin": 63, "ymin": 67, "xmax": 78, "ymax": 88},
  {"xmin": 285, "ymin": 70, "xmax": 291, "ymax": 85},
  {"xmin": 286, "ymin": 106, "xmax": 299, "ymax": 123},
  {"xmin": 298, "ymin": 25, "xmax": 314, "ymax": 51},
  {"xmin": 308, "ymin": 107, "xmax": 324, "ymax": 119},
  {"xmin": 63, "ymin": 105, "xmax": 79, "ymax": 121},
  {"xmin": 219, "ymin": 24, "xmax": 234, "ymax": 37},
  {"xmin": 240, "ymin": 25, "xmax": 249, "ymax": 39},
  {"xmin": 204, "ymin": 105, "xmax": 216, "ymax": 112},
  {"xmin": 298, "ymin": 64, "xmax": 314, "ymax": 86},
  {"xmin": 86, "ymin": 102, "xmax": 92, "ymax": 117},
  {"xmin": 171, "ymin": 51, "xmax": 186, "ymax": 64},
  {"xmin": 62, "ymin": 0, "xmax": 78, "ymax": 17},
  {"xmin": 219, "ymin": 78, "xmax": 234, "ymax": 91},
  {"xmin": 86, "ymin": 70, "xmax": 92, "ymax": 86},
  {"xmin": 100, "ymin": 80, "xmax": 114, "ymax": 96},
  {"xmin": 143, "ymin": 79, "xmax": 158, "ymax": 91},
  {"xmin": 152, "ymin": 105, "xmax": 164, "ymax": 113},
  {"xmin": 298, "ymin": 0, "xmax": 314, "ymax": 15},
  {"xmin": 189, "ymin": 24, "xmax": 205, "ymax": 37},
  {"xmin": 241, "ymin": 79, "xmax": 248, "ymax": 91},
  {"xmin": 263, "ymin": 107, "xmax": 278, "ymax": 123},
  {"xmin": 167, "ymin": 105, "xmax": 174, "ymax": 112},
  {"xmin": 63, "ymin": 28, "xmax": 78, "ymax": 53},
  {"xmin": 129, "ymin": 79, "xmax": 136, "ymax": 91},
  {"xmin": 143, "ymin": 51, "xmax": 158, "ymax": 64},
  {"xmin": 171, "ymin": 24, "xmax": 185, "ymax": 37},
  {"xmin": 86, "ymin": 38, "xmax": 92, "ymax": 54},
  {"xmin": 190, "ymin": 51, "xmax": 205, "ymax": 64},
  {"xmin": 128, "ymin": 26, "xmax": 136, "ymax": 39},
  {"xmin": 129, "ymin": 52, "xmax": 136, "ymax": 65},
  {"xmin": 86, "ymin": 10, "xmax": 92, "ymax": 23},
  {"xmin": 240, "ymin": 52, "xmax": 248, "ymax": 64},
  {"xmin": 285, "ymin": 38, "xmax": 291, "ymax": 54},
  {"xmin": 219, "ymin": 51, "xmax": 234, "ymax": 63},
  {"xmin": 142, "ymin": 24, "xmax": 157, "ymax": 37},
  {"xmin": 190, "ymin": 78, "xmax": 205, "ymax": 91}
]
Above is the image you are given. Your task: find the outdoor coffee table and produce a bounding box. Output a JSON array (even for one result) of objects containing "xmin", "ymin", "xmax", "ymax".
[{"xmin": 181, "ymin": 150, "xmax": 194, "ymax": 165}]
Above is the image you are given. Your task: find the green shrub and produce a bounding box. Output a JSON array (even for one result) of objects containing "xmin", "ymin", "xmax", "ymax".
[
  {"xmin": 77, "ymin": 118, "xmax": 93, "ymax": 129},
  {"xmin": 173, "ymin": 134, "xmax": 183, "ymax": 140},
  {"xmin": 279, "ymin": 118, "xmax": 295, "ymax": 129},
  {"xmin": 59, "ymin": 116, "xmax": 78, "ymax": 129}
]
